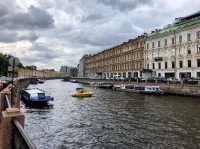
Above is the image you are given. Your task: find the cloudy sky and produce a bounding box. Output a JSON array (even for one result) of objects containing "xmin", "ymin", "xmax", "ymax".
[{"xmin": 0, "ymin": 0, "xmax": 199, "ymax": 70}]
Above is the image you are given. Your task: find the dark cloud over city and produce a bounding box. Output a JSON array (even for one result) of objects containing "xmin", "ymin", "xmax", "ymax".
[{"xmin": 0, "ymin": 0, "xmax": 199, "ymax": 70}]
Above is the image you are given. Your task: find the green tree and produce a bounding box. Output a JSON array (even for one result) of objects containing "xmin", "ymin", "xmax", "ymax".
[{"xmin": 0, "ymin": 53, "xmax": 9, "ymax": 76}]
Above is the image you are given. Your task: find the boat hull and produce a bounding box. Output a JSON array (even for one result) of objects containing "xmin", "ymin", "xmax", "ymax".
[
  {"xmin": 72, "ymin": 92, "xmax": 93, "ymax": 97},
  {"xmin": 21, "ymin": 95, "xmax": 50, "ymax": 106}
]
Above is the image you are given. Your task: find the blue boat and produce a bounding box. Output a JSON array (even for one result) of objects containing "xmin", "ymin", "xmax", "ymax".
[{"xmin": 21, "ymin": 88, "xmax": 54, "ymax": 106}]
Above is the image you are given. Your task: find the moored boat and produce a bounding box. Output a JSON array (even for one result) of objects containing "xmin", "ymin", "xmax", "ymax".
[
  {"xmin": 70, "ymin": 79, "xmax": 78, "ymax": 83},
  {"xmin": 21, "ymin": 88, "xmax": 54, "ymax": 106},
  {"xmin": 113, "ymin": 84, "xmax": 164, "ymax": 95},
  {"xmin": 90, "ymin": 82, "xmax": 113, "ymax": 89},
  {"xmin": 135, "ymin": 85, "xmax": 164, "ymax": 95},
  {"xmin": 38, "ymin": 79, "xmax": 45, "ymax": 84}
]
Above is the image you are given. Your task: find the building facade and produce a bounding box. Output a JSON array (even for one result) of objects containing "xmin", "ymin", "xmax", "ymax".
[
  {"xmin": 144, "ymin": 11, "xmax": 200, "ymax": 80},
  {"xmin": 60, "ymin": 66, "xmax": 78, "ymax": 77},
  {"xmin": 78, "ymin": 55, "xmax": 90, "ymax": 78},
  {"xmin": 17, "ymin": 68, "xmax": 63, "ymax": 78},
  {"xmin": 85, "ymin": 35, "xmax": 146, "ymax": 79}
]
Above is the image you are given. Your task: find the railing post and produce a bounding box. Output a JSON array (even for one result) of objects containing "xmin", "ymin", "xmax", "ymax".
[{"xmin": 0, "ymin": 91, "xmax": 25, "ymax": 149}]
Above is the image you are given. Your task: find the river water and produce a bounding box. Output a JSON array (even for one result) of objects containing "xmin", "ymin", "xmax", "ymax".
[{"xmin": 23, "ymin": 79, "xmax": 200, "ymax": 149}]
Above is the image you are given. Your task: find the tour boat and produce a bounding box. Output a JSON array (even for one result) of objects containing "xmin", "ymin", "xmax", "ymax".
[
  {"xmin": 72, "ymin": 88, "xmax": 93, "ymax": 97},
  {"xmin": 21, "ymin": 88, "xmax": 54, "ymax": 106},
  {"xmin": 113, "ymin": 84, "xmax": 164, "ymax": 95},
  {"xmin": 90, "ymin": 82, "xmax": 113, "ymax": 89},
  {"xmin": 38, "ymin": 79, "xmax": 45, "ymax": 84},
  {"xmin": 134, "ymin": 85, "xmax": 164, "ymax": 95},
  {"xmin": 70, "ymin": 79, "xmax": 78, "ymax": 83}
]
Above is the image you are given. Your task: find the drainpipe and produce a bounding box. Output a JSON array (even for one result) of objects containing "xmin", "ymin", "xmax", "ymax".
[{"xmin": 173, "ymin": 30, "xmax": 177, "ymax": 80}]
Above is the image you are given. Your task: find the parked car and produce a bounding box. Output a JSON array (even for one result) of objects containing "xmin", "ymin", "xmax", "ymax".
[
  {"xmin": 147, "ymin": 77, "xmax": 156, "ymax": 83},
  {"xmin": 183, "ymin": 78, "xmax": 199, "ymax": 85},
  {"xmin": 168, "ymin": 78, "xmax": 181, "ymax": 84}
]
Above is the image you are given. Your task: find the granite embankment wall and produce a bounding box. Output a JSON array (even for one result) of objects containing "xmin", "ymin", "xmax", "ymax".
[
  {"xmin": 0, "ymin": 78, "xmax": 36, "ymax": 149},
  {"xmin": 74, "ymin": 78, "xmax": 200, "ymax": 97}
]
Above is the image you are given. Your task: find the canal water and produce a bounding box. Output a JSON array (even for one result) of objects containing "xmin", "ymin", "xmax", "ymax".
[{"xmin": 23, "ymin": 79, "xmax": 200, "ymax": 149}]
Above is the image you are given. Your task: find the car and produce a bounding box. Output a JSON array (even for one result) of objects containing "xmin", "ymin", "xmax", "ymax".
[
  {"xmin": 168, "ymin": 78, "xmax": 181, "ymax": 84},
  {"xmin": 183, "ymin": 78, "xmax": 199, "ymax": 85},
  {"xmin": 147, "ymin": 77, "xmax": 156, "ymax": 83}
]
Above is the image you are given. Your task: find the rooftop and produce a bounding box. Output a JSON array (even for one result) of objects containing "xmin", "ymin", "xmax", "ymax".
[{"xmin": 148, "ymin": 11, "xmax": 200, "ymax": 39}]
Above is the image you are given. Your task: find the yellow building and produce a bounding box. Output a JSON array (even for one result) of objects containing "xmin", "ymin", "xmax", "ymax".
[
  {"xmin": 85, "ymin": 35, "xmax": 146, "ymax": 79},
  {"xmin": 17, "ymin": 68, "xmax": 64, "ymax": 78}
]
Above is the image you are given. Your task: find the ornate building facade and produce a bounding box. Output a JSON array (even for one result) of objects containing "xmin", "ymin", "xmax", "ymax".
[
  {"xmin": 144, "ymin": 11, "xmax": 200, "ymax": 79},
  {"xmin": 85, "ymin": 35, "xmax": 146, "ymax": 79}
]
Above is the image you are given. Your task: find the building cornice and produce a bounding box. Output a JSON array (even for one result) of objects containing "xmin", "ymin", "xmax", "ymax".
[{"xmin": 147, "ymin": 18, "xmax": 200, "ymax": 40}]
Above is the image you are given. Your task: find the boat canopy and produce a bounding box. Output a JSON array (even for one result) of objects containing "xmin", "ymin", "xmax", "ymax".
[
  {"xmin": 76, "ymin": 88, "xmax": 84, "ymax": 90},
  {"xmin": 24, "ymin": 88, "xmax": 45, "ymax": 96},
  {"xmin": 25, "ymin": 88, "xmax": 44, "ymax": 93}
]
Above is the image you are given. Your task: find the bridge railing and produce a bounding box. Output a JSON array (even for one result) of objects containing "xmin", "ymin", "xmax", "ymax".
[{"xmin": 0, "ymin": 81, "xmax": 36, "ymax": 149}]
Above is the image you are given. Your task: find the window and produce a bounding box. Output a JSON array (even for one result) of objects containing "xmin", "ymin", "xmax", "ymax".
[
  {"xmin": 179, "ymin": 61, "xmax": 183, "ymax": 68},
  {"xmin": 187, "ymin": 47, "xmax": 191, "ymax": 55},
  {"xmin": 172, "ymin": 61, "xmax": 175, "ymax": 68},
  {"xmin": 164, "ymin": 39, "xmax": 167, "ymax": 46},
  {"xmin": 178, "ymin": 48, "xmax": 181, "ymax": 54},
  {"xmin": 179, "ymin": 35, "xmax": 182, "ymax": 43},
  {"xmin": 197, "ymin": 59, "xmax": 200, "ymax": 67},
  {"xmin": 158, "ymin": 73, "xmax": 161, "ymax": 77},
  {"xmin": 158, "ymin": 41, "xmax": 160, "ymax": 47},
  {"xmin": 152, "ymin": 42, "xmax": 154, "ymax": 48},
  {"xmin": 165, "ymin": 62, "xmax": 168, "ymax": 69},
  {"xmin": 187, "ymin": 33, "xmax": 191, "ymax": 41},
  {"xmin": 147, "ymin": 64, "xmax": 149, "ymax": 69},
  {"xmin": 152, "ymin": 63, "xmax": 155, "ymax": 69},
  {"xmin": 158, "ymin": 63, "xmax": 161, "ymax": 69},
  {"xmin": 172, "ymin": 37, "xmax": 175, "ymax": 45},
  {"xmin": 197, "ymin": 31, "xmax": 200, "ymax": 39},
  {"xmin": 146, "ymin": 43, "xmax": 149, "ymax": 49},
  {"xmin": 197, "ymin": 72, "xmax": 200, "ymax": 78},
  {"xmin": 188, "ymin": 60, "xmax": 191, "ymax": 68},
  {"xmin": 197, "ymin": 45, "xmax": 200, "ymax": 53}
]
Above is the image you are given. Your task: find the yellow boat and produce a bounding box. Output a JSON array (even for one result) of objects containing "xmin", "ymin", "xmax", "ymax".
[{"xmin": 72, "ymin": 88, "xmax": 93, "ymax": 97}]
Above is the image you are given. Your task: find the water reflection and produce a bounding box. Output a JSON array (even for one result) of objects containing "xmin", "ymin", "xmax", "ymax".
[{"xmin": 23, "ymin": 80, "xmax": 200, "ymax": 149}]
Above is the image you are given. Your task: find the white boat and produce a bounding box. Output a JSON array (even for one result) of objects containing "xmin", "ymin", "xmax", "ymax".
[
  {"xmin": 135, "ymin": 85, "xmax": 164, "ymax": 95},
  {"xmin": 113, "ymin": 84, "xmax": 164, "ymax": 95},
  {"xmin": 90, "ymin": 82, "xmax": 113, "ymax": 89}
]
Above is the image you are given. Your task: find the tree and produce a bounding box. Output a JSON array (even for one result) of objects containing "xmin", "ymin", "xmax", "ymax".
[{"xmin": 0, "ymin": 53, "xmax": 9, "ymax": 76}]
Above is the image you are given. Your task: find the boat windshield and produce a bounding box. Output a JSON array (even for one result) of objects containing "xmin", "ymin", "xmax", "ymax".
[{"xmin": 38, "ymin": 93, "xmax": 45, "ymax": 99}]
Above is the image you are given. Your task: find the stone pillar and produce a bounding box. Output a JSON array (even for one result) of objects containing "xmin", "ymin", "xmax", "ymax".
[{"xmin": 0, "ymin": 108, "xmax": 25, "ymax": 149}]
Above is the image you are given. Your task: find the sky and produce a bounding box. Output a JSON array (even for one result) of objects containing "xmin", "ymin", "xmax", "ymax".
[{"xmin": 0, "ymin": 0, "xmax": 199, "ymax": 70}]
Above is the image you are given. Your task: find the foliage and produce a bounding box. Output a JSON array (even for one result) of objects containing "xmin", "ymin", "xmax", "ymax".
[{"xmin": 0, "ymin": 53, "xmax": 9, "ymax": 76}]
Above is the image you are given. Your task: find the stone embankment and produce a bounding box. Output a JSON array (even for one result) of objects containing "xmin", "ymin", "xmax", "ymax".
[
  {"xmin": 74, "ymin": 78, "xmax": 200, "ymax": 97},
  {"xmin": 0, "ymin": 78, "xmax": 36, "ymax": 149}
]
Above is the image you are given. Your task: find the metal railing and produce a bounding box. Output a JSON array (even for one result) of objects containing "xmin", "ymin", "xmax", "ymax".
[
  {"xmin": 5, "ymin": 94, "xmax": 37, "ymax": 149},
  {"xmin": 5, "ymin": 94, "xmax": 11, "ymax": 108},
  {"xmin": 12, "ymin": 120, "xmax": 37, "ymax": 149}
]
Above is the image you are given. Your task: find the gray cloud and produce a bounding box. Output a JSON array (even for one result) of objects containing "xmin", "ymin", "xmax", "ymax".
[
  {"xmin": 0, "ymin": 30, "xmax": 38, "ymax": 43},
  {"xmin": 1, "ymin": 0, "xmax": 200, "ymax": 70},
  {"xmin": 0, "ymin": 5, "xmax": 54, "ymax": 30},
  {"xmin": 21, "ymin": 43, "xmax": 64, "ymax": 67},
  {"xmin": 99, "ymin": 0, "xmax": 153, "ymax": 11},
  {"xmin": 81, "ymin": 13, "xmax": 104, "ymax": 22},
  {"xmin": 0, "ymin": 4, "xmax": 8, "ymax": 17},
  {"xmin": 30, "ymin": 43, "xmax": 62, "ymax": 59}
]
